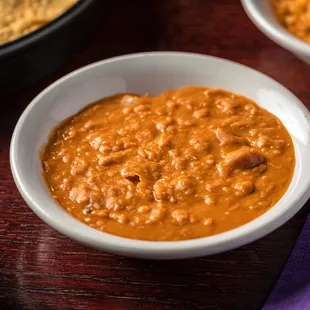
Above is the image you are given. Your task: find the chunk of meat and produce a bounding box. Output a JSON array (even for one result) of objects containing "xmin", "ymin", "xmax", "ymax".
[
  {"xmin": 174, "ymin": 176, "xmax": 197, "ymax": 202},
  {"xmin": 205, "ymin": 180, "xmax": 222, "ymax": 192},
  {"xmin": 175, "ymin": 176, "xmax": 197, "ymax": 196},
  {"xmin": 189, "ymin": 138, "xmax": 210, "ymax": 152},
  {"xmin": 234, "ymin": 180, "xmax": 254, "ymax": 196},
  {"xmin": 215, "ymin": 128, "xmax": 248, "ymax": 147},
  {"xmin": 70, "ymin": 157, "xmax": 88, "ymax": 176},
  {"xmin": 171, "ymin": 209, "xmax": 189, "ymax": 225},
  {"xmin": 69, "ymin": 187, "xmax": 89, "ymax": 204},
  {"xmin": 216, "ymin": 98, "xmax": 237, "ymax": 114},
  {"xmin": 149, "ymin": 206, "xmax": 166, "ymax": 223},
  {"xmin": 193, "ymin": 108, "xmax": 209, "ymax": 119},
  {"xmin": 120, "ymin": 95, "xmax": 139, "ymax": 106},
  {"xmin": 97, "ymin": 149, "xmax": 134, "ymax": 166},
  {"xmin": 217, "ymin": 147, "xmax": 265, "ymax": 176},
  {"xmin": 153, "ymin": 177, "xmax": 173, "ymax": 201},
  {"xmin": 251, "ymin": 135, "xmax": 285, "ymax": 151}
]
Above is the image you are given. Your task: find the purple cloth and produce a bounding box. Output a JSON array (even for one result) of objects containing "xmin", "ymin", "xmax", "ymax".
[{"xmin": 263, "ymin": 216, "xmax": 310, "ymax": 310}]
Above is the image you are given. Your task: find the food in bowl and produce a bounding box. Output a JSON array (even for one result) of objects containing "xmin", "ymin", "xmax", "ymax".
[
  {"xmin": 270, "ymin": 0, "xmax": 310, "ymax": 43},
  {"xmin": 0, "ymin": 0, "xmax": 78, "ymax": 46},
  {"xmin": 41, "ymin": 86, "xmax": 295, "ymax": 241}
]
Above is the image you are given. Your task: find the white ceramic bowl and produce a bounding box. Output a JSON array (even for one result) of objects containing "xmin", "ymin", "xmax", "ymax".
[
  {"xmin": 10, "ymin": 52, "xmax": 310, "ymax": 259},
  {"xmin": 241, "ymin": 0, "xmax": 310, "ymax": 64}
]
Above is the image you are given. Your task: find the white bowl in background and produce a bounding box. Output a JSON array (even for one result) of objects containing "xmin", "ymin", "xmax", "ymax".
[
  {"xmin": 10, "ymin": 52, "xmax": 310, "ymax": 259},
  {"xmin": 241, "ymin": 0, "xmax": 310, "ymax": 64}
]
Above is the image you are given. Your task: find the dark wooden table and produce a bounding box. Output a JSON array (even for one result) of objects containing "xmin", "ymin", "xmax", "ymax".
[{"xmin": 1, "ymin": 1, "xmax": 310, "ymax": 309}]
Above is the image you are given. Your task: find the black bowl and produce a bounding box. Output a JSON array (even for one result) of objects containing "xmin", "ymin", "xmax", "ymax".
[{"xmin": 0, "ymin": 0, "xmax": 96, "ymax": 97}]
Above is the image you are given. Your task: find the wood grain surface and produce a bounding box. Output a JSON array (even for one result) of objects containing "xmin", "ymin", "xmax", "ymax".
[{"xmin": 1, "ymin": 1, "xmax": 310, "ymax": 309}]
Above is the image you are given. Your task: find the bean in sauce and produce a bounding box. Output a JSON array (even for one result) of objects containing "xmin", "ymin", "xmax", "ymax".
[{"xmin": 42, "ymin": 87, "xmax": 295, "ymax": 241}]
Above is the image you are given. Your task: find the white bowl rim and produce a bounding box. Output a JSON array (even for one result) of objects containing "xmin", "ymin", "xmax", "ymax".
[
  {"xmin": 241, "ymin": 0, "xmax": 310, "ymax": 56},
  {"xmin": 10, "ymin": 51, "xmax": 310, "ymax": 259}
]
